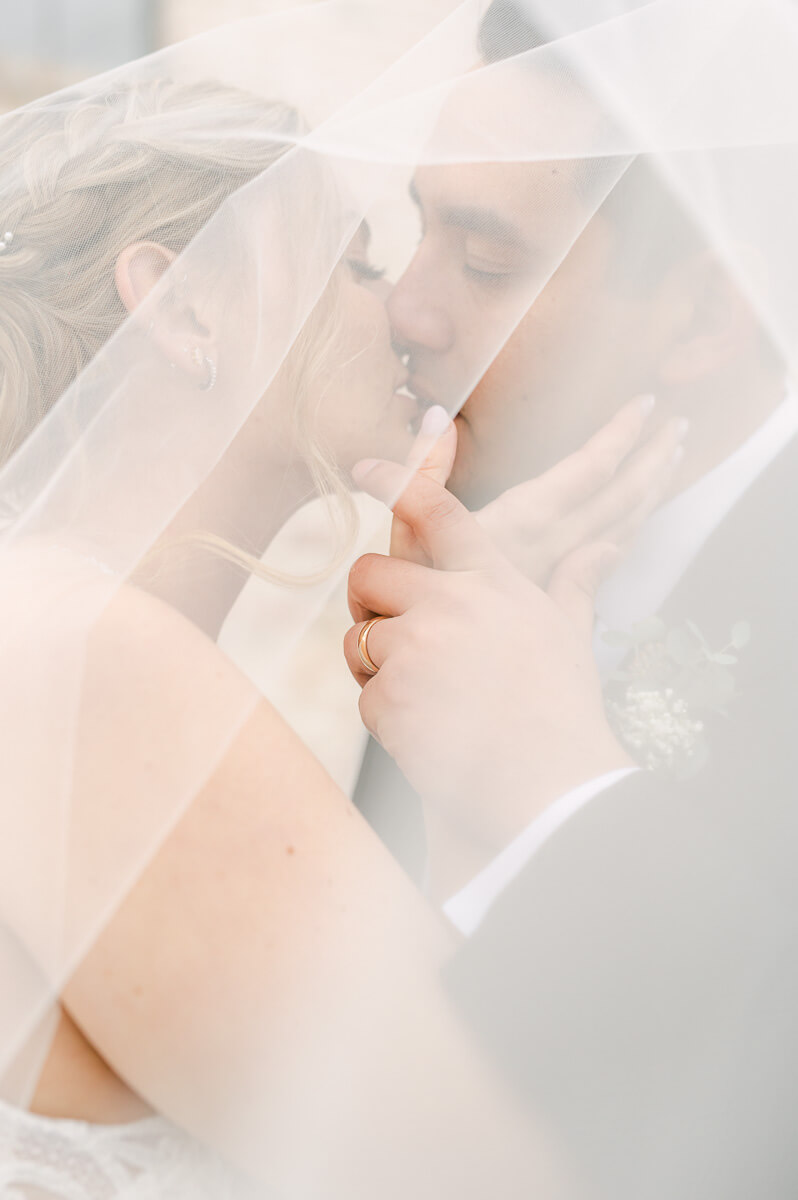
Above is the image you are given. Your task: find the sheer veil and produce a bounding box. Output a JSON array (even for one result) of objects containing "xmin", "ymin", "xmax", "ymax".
[{"xmin": 0, "ymin": 0, "xmax": 796, "ymax": 1191}]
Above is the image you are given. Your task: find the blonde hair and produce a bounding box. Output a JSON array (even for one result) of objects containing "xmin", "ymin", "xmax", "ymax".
[{"xmin": 0, "ymin": 78, "xmax": 358, "ymax": 585}]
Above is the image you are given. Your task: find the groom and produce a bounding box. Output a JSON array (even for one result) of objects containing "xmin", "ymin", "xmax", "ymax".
[
  {"xmin": 355, "ymin": 0, "xmax": 790, "ymax": 873},
  {"xmin": 350, "ymin": 2, "xmax": 798, "ymax": 1194}
]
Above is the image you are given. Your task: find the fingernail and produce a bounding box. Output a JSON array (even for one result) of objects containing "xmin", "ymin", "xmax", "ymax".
[
  {"xmin": 638, "ymin": 394, "xmax": 656, "ymax": 418},
  {"xmin": 420, "ymin": 405, "xmax": 451, "ymax": 437},
  {"xmin": 675, "ymin": 417, "xmax": 690, "ymax": 439},
  {"xmin": 352, "ymin": 458, "xmax": 381, "ymax": 484},
  {"xmin": 671, "ymin": 444, "xmax": 685, "ymax": 466}
]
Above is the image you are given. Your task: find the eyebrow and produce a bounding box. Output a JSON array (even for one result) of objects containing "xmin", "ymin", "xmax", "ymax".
[{"xmin": 409, "ymin": 180, "xmax": 530, "ymax": 252}]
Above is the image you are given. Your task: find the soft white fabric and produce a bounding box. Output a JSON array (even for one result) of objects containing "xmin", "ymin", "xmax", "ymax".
[
  {"xmin": 0, "ymin": 1099, "xmax": 247, "ymax": 1199},
  {"xmin": 442, "ymin": 767, "xmax": 638, "ymax": 936},
  {"xmin": 2, "ymin": 1, "xmax": 798, "ymax": 1189},
  {"xmin": 444, "ymin": 392, "xmax": 798, "ymax": 936},
  {"xmin": 594, "ymin": 390, "xmax": 798, "ymax": 672}
]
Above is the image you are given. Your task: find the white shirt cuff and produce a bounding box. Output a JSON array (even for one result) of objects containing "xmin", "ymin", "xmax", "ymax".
[{"xmin": 442, "ymin": 767, "xmax": 639, "ymax": 937}]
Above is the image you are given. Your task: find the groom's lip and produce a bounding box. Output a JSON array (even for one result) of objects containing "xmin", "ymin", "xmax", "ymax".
[{"xmin": 409, "ymin": 376, "xmax": 467, "ymax": 424}]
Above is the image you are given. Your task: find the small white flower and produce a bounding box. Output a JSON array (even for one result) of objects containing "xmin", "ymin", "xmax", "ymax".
[{"xmin": 602, "ymin": 617, "xmax": 749, "ymax": 778}]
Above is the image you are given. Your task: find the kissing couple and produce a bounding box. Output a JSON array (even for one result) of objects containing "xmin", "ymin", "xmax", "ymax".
[{"xmin": 0, "ymin": 2, "xmax": 796, "ymax": 1198}]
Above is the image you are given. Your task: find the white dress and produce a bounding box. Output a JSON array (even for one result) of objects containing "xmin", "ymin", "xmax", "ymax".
[{"xmin": 0, "ymin": 1099, "xmax": 254, "ymax": 1198}]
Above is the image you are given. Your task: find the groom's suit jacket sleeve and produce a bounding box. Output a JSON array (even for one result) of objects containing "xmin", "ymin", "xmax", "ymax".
[{"xmin": 445, "ymin": 446, "xmax": 798, "ymax": 1200}]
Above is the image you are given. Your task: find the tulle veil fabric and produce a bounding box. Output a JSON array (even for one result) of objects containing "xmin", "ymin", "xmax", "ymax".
[{"xmin": 0, "ymin": 0, "xmax": 796, "ymax": 1192}]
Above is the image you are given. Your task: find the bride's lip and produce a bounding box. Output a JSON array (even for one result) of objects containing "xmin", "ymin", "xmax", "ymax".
[
  {"xmin": 387, "ymin": 386, "xmax": 430, "ymax": 437},
  {"xmin": 408, "ymin": 374, "xmax": 468, "ymax": 424}
]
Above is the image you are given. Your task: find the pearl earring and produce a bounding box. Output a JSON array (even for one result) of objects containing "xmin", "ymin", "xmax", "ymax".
[{"xmin": 190, "ymin": 346, "xmax": 217, "ymax": 392}]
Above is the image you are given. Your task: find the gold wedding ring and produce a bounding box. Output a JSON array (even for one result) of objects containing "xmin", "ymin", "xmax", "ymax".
[{"xmin": 357, "ymin": 615, "xmax": 388, "ymax": 676}]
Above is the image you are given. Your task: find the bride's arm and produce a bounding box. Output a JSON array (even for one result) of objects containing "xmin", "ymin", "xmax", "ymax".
[{"xmin": 46, "ymin": 581, "xmax": 566, "ymax": 1197}]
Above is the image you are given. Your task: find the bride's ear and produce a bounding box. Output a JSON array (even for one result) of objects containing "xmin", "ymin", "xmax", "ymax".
[
  {"xmin": 115, "ymin": 242, "xmax": 217, "ymax": 389},
  {"xmin": 115, "ymin": 241, "xmax": 176, "ymax": 313}
]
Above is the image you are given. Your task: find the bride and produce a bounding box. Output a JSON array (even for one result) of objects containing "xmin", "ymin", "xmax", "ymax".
[
  {"xmin": 0, "ymin": 72, "xmax": 444, "ymax": 1199},
  {"xmin": 0, "ymin": 44, "xmax": 678, "ymax": 1200}
]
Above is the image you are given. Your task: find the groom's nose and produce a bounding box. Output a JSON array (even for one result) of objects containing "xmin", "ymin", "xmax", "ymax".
[{"xmin": 387, "ymin": 255, "xmax": 456, "ymax": 357}]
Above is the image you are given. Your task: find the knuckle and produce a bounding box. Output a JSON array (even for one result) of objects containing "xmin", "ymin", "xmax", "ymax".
[
  {"xmin": 358, "ymin": 684, "xmax": 378, "ymax": 735},
  {"xmin": 613, "ymin": 465, "xmax": 650, "ymax": 507},
  {"xmin": 351, "ymin": 552, "xmax": 378, "ymax": 579},
  {"xmin": 631, "ymin": 451, "xmax": 662, "ymax": 488},
  {"xmin": 349, "ymin": 552, "xmax": 380, "ymax": 591},
  {"xmin": 431, "ymin": 571, "xmax": 490, "ymax": 623},
  {"xmin": 503, "ymin": 488, "xmax": 552, "ymax": 533},
  {"xmin": 588, "ymin": 449, "xmax": 619, "ymax": 487},
  {"xmin": 574, "ymin": 444, "xmax": 617, "ymax": 491},
  {"xmin": 523, "ymin": 502, "xmax": 554, "ymax": 532},
  {"xmin": 439, "ymin": 588, "xmax": 473, "ymax": 623},
  {"xmin": 423, "ymin": 491, "xmax": 461, "ymax": 528},
  {"xmin": 401, "ymin": 616, "xmax": 432, "ymax": 654},
  {"xmin": 539, "ymin": 530, "xmax": 567, "ymax": 569},
  {"xmin": 378, "ymin": 662, "xmax": 410, "ymax": 709}
]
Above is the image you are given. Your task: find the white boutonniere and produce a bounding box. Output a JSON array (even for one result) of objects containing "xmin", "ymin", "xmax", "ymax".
[{"xmin": 602, "ymin": 617, "xmax": 751, "ymax": 778}]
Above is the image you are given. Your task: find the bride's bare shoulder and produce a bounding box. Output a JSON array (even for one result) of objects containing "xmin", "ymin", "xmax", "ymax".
[
  {"xmin": 0, "ymin": 542, "xmax": 299, "ymax": 775},
  {"xmin": 1, "ymin": 542, "xmax": 249, "ymax": 688},
  {"xmin": 0, "ymin": 542, "xmax": 349, "ymax": 944}
]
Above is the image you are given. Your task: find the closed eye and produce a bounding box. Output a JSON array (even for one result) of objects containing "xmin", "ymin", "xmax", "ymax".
[
  {"xmin": 347, "ymin": 259, "xmax": 387, "ymax": 283},
  {"xmin": 464, "ymin": 262, "xmax": 517, "ymax": 286}
]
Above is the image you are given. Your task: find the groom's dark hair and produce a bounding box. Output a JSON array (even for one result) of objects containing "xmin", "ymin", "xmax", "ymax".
[
  {"xmin": 479, "ymin": 0, "xmax": 550, "ymax": 60},
  {"xmin": 478, "ymin": 0, "xmax": 704, "ymax": 292},
  {"xmin": 478, "ymin": 1, "xmax": 782, "ymax": 375}
]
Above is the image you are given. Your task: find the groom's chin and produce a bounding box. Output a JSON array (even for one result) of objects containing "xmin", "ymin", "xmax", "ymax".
[
  {"xmin": 447, "ymin": 420, "xmax": 510, "ymax": 510},
  {"xmin": 447, "ymin": 462, "xmax": 498, "ymax": 511}
]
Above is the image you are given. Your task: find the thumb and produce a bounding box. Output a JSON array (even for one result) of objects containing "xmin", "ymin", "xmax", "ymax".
[
  {"xmin": 352, "ymin": 458, "xmax": 505, "ymax": 572},
  {"xmin": 391, "ymin": 406, "xmax": 457, "ymax": 562},
  {"xmin": 547, "ymin": 542, "xmax": 621, "ymax": 639},
  {"xmin": 411, "ymin": 405, "xmax": 458, "ymax": 486}
]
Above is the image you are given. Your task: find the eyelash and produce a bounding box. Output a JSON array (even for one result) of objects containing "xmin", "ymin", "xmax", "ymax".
[
  {"xmin": 464, "ymin": 264, "xmax": 514, "ymax": 286},
  {"xmin": 347, "ymin": 259, "xmax": 386, "ymax": 283}
]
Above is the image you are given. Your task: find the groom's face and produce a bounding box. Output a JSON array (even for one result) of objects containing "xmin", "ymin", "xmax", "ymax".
[{"xmin": 388, "ymin": 84, "xmax": 659, "ymax": 506}]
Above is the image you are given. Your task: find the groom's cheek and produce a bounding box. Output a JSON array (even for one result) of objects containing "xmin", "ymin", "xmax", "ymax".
[{"xmin": 452, "ymin": 393, "xmax": 531, "ymax": 505}]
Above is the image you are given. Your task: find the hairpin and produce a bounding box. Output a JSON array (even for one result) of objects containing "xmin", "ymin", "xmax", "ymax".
[{"xmin": 0, "ymin": 232, "xmax": 14, "ymax": 255}]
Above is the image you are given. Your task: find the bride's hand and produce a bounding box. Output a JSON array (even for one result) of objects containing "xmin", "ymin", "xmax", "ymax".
[
  {"xmin": 345, "ymin": 463, "xmax": 632, "ymax": 894},
  {"xmin": 392, "ymin": 396, "xmax": 687, "ymax": 583},
  {"xmin": 389, "ymin": 405, "xmax": 459, "ymax": 564}
]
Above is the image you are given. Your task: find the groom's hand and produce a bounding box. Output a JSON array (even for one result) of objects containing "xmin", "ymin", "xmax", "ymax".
[
  {"xmin": 344, "ymin": 462, "xmax": 632, "ymax": 886},
  {"xmin": 389, "ymin": 398, "xmax": 687, "ymax": 588},
  {"xmin": 474, "ymin": 396, "xmax": 687, "ymax": 585}
]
